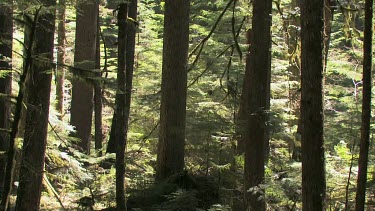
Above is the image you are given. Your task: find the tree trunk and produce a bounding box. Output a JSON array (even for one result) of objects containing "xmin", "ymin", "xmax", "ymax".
[
  {"xmin": 94, "ymin": 5, "xmax": 103, "ymax": 156},
  {"xmin": 0, "ymin": 2, "xmax": 12, "ymax": 192},
  {"xmin": 107, "ymin": 0, "xmax": 138, "ymax": 156},
  {"xmin": 300, "ymin": 0, "xmax": 326, "ymax": 210},
  {"xmin": 355, "ymin": 0, "xmax": 373, "ymax": 210},
  {"xmin": 114, "ymin": 3, "xmax": 128, "ymax": 209},
  {"xmin": 0, "ymin": 8, "xmax": 39, "ymax": 211},
  {"xmin": 323, "ymin": 0, "xmax": 335, "ymax": 73},
  {"xmin": 70, "ymin": 0, "xmax": 98, "ymax": 154},
  {"xmin": 236, "ymin": 29, "xmax": 251, "ymax": 155},
  {"xmin": 15, "ymin": 1, "xmax": 56, "ymax": 210},
  {"xmin": 156, "ymin": 0, "xmax": 190, "ymax": 182},
  {"xmin": 55, "ymin": 0, "xmax": 66, "ymax": 119},
  {"xmin": 243, "ymin": 0, "xmax": 272, "ymax": 210},
  {"xmin": 107, "ymin": 113, "xmax": 116, "ymax": 153},
  {"xmin": 113, "ymin": 1, "xmax": 138, "ymax": 208}
]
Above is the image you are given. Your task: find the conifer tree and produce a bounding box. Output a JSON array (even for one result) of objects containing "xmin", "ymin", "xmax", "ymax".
[
  {"xmin": 0, "ymin": 1, "xmax": 12, "ymax": 191},
  {"xmin": 156, "ymin": 0, "xmax": 190, "ymax": 181},
  {"xmin": 300, "ymin": 0, "xmax": 326, "ymax": 209},
  {"xmin": 15, "ymin": 2, "xmax": 56, "ymax": 209},
  {"xmin": 70, "ymin": 0, "xmax": 98, "ymax": 154},
  {"xmin": 243, "ymin": 0, "xmax": 272, "ymax": 210},
  {"xmin": 355, "ymin": 0, "xmax": 373, "ymax": 210}
]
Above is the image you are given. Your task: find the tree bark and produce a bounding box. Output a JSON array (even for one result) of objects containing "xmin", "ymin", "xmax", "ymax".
[
  {"xmin": 0, "ymin": 8, "xmax": 40, "ymax": 211},
  {"xmin": 55, "ymin": 0, "xmax": 66, "ymax": 119},
  {"xmin": 94, "ymin": 4, "xmax": 103, "ymax": 156},
  {"xmin": 355, "ymin": 0, "xmax": 373, "ymax": 210},
  {"xmin": 15, "ymin": 1, "xmax": 56, "ymax": 210},
  {"xmin": 300, "ymin": 0, "xmax": 326, "ymax": 210},
  {"xmin": 114, "ymin": 3, "xmax": 128, "ymax": 209},
  {"xmin": 243, "ymin": 0, "xmax": 272, "ymax": 210},
  {"xmin": 0, "ymin": 2, "xmax": 12, "ymax": 192},
  {"xmin": 156, "ymin": 0, "xmax": 190, "ymax": 182},
  {"xmin": 107, "ymin": 0, "xmax": 138, "ymax": 156},
  {"xmin": 236, "ymin": 29, "xmax": 251, "ymax": 155},
  {"xmin": 70, "ymin": 0, "xmax": 98, "ymax": 154}
]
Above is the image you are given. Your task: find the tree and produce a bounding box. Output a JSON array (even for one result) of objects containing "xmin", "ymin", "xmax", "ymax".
[
  {"xmin": 0, "ymin": 5, "xmax": 39, "ymax": 210},
  {"xmin": 113, "ymin": 3, "xmax": 128, "ymax": 208},
  {"xmin": 0, "ymin": 1, "xmax": 12, "ymax": 191},
  {"xmin": 70, "ymin": 0, "xmax": 98, "ymax": 154},
  {"xmin": 355, "ymin": 0, "xmax": 373, "ymax": 210},
  {"xmin": 156, "ymin": 0, "xmax": 190, "ymax": 181},
  {"xmin": 15, "ymin": 1, "xmax": 56, "ymax": 209},
  {"xmin": 55, "ymin": 0, "xmax": 66, "ymax": 119},
  {"xmin": 107, "ymin": 0, "xmax": 138, "ymax": 155},
  {"xmin": 112, "ymin": 0, "xmax": 138, "ymax": 207},
  {"xmin": 94, "ymin": 2, "xmax": 103, "ymax": 156},
  {"xmin": 243, "ymin": 0, "xmax": 272, "ymax": 210},
  {"xmin": 300, "ymin": 0, "xmax": 326, "ymax": 210}
]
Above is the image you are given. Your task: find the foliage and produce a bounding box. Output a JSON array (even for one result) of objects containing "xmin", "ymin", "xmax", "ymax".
[{"xmin": 1, "ymin": 0, "xmax": 375, "ymax": 209}]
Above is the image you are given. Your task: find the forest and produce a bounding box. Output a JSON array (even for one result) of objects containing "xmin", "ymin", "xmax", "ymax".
[{"xmin": 0, "ymin": 0, "xmax": 374, "ymax": 210}]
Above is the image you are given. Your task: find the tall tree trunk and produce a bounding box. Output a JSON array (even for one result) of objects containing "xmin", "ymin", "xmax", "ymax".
[
  {"xmin": 94, "ymin": 5, "xmax": 103, "ymax": 156},
  {"xmin": 0, "ymin": 8, "xmax": 40, "ymax": 211},
  {"xmin": 15, "ymin": 1, "xmax": 56, "ymax": 210},
  {"xmin": 323, "ymin": 0, "xmax": 335, "ymax": 73},
  {"xmin": 55, "ymin": 0, "xmax": 66, "ymax": 119},
  {"xmin": 70, "ymin": 0, "xmax": 98, "ymax": 154},
  {"xmin": 113, "ymin": 1, "xmax": 138, "ymax": 208},
  {"xmin": 355, "ymin": 0, "xmax": 373, "ymax": 210},
  {"xmin": 243, "ymin": 0, "xmax": 272, "ymax": 210},
  {"xmin": 236, "ymin": 29, "xmax": 251, "ymax": 155},
  {"xmin": 107, "ymin": 0, "xmax": 138, "ymax": 156},
  {"xmin": 300, "ymin": 0, "xmax": 326, "ymax": 210},
  {"xmin": 0, "ymin": 2, "xmax": 12, "ymax": 192},
  {"xmin": 114, "ymin": 3, "xmax": 128, "ymax": 209},
  {"xmin": 156, "ymin": 0, "xmax": 190, "ymax": 182},
  {"xmin": 286, "ymin": 0, "xmax": 302, "ymax": 162}
]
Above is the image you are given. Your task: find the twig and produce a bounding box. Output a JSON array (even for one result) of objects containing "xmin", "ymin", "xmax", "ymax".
[
  {"xmin": 43, "ymin": 174, "xmax": 66, "ymax": 210},
  {"xmin": 188, "ymin": 45, "xmax": 233, "ymax": 88},
  {"xmin": 188, "ymin": 0, "xmax": 235, "ymax": 72}
]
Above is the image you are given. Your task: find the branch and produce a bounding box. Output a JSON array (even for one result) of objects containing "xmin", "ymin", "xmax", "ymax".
[
  {"xmin": 188, "ymin": 44, "xmax": 233, "ymax": 88},
  {"xmin": 188, "ymin": 0, "xmax": 235, "ymax": 71}
]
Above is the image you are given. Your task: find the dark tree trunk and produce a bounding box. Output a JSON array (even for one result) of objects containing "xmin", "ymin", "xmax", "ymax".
[
  {"xmin": 107, "ymin": 0, "xmax": 138, "ymax": 156},
  {"xmin": 0, "ymin": 8, "xmax": 40, "ymax": 211},
  {"xmin": 0, "ymin": 2, "xmax": 12, "ymax": 192},
  {"xmin": 114, "ymin": 3, "xmax": 128, "ymax": 209},
  {"xmin": 94, "ymin": 5, "xmax": 103, "ymax": 156},
  {"xmin": 323, "ymin": 0, "xmax": 335, "ymax": 73},
  {"xmin": 55, "ymin": 0, "xmax": 66, "ymax": 119},
  {"xmin": 300, "ymin": 0, "xmax": 326, "ymax": 210},
  {"xmin": 355, "ymin": 0, "xmax": 373, "ymax": 210},
  {"xmin": 113, "ymin": 1, "xmax": 138, "ymax": 208},
  {"xmin": 236, "ymin": 29, "xmax": 251, "ymax": 155},
  {"xmin": 284, "ymin": 0, "xmax": 302, "ymax": 162},
  {"xmin": 107, "ymin": 113, "xmax": 116, "ymax": 153},
  {"xmin": 243, "ymin": 0, "xmax": 272, "ymax": 210},
  {"xmin": 15, "ymin": 1, "xmax": 56, "ymax": 210},
  {"xmin": 70, "ymin": 0, "xmax": 98, "ymax": 154},
  {"xmin": 156, "ymin": 0, "xmax": 190, "ymax": 182}
]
